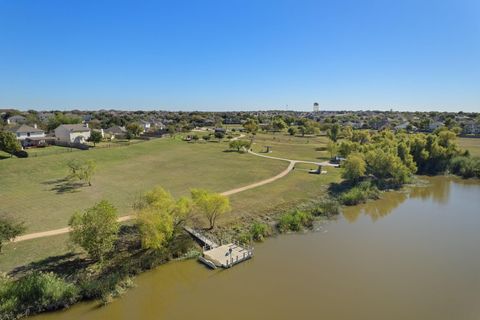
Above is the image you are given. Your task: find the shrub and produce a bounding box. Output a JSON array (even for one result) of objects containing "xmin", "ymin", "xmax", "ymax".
[
  {"xmin": 249, "ymin": 222, "xmax": 271, "ymax": 241},
  {"xmin": 312, "ymin": 199, "xmax": 340, "ymax": 216},
  {"xmin": 13, "ymin": 150, "xmax": 29, "ymax": 158},
  {"xmin": 339, "ymin": 181, "xmax": 379, "ymax": 206},
  {"xmin": 0, "ymin": 272, "xmax": 79, "ymax": 319},
  {"xmin": 449, "ymin": 156, "xmax": 480, "ymax": 178},
  {"xmin": 79, "ymin": 272, "xmax": 134, "ymax": 304},
  {"xmin": 278, "ymin": 210, "xmax": 313, "ymax": 232}
]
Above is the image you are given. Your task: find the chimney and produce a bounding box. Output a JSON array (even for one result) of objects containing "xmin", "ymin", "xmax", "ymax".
[
  {"xmin": 85, "ymin": 123, "xmax": 89, "ymax": 128},
  {"xmin": 34, "ymin": 123, "xmax": 37, "ymax": 129}
]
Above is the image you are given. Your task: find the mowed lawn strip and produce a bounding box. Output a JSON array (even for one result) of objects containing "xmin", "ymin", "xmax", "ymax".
[{"xmin": 0, "ymin": 138, "xmax": 286, "ymax": 233}]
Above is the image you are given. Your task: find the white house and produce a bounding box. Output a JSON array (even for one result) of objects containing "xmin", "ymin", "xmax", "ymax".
[
  {"xmin": 9, "ymin": 124, "xmax": 46, "ymax": 147},
  {"xmin": 54, "ymin": 124, "xmax": 91, "ymax": 144},
  {"xmin": 139, "ymin": 120, "xmax": 151, "ymax": 132}
]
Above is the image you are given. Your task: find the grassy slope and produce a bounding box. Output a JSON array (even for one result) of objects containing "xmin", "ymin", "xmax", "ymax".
[{"xmin": 0, "ymin": 137, "xmax": 285, "ymax": 233}]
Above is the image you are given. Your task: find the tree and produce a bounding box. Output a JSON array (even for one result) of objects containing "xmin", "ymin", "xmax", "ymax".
[
  {"xmin": 214, "ymin": 131, "xmax": 225, "ymax": 139},
  {"xmin": 88, "ymin": 130, "xmax": 102, "ymax": 146},
  {"xmin": 69, "ymin": 200, "xmax": 119, "ymax": 261},
  {"xmin": 327, "ymin": 124, "xmax": 340, "ymax": 142},
  {"xmin": 191, "ymin": 189, "xmax": 231, "ymax": 229},
  {"xmin": 126, "ymin": 123, "xmax": 142, "ymax": 137},
  {"xmin": 68, "ymin": 159, "xmax": 96, "ymax": 186},
  {"xmin": 272, "ymin": 118, "xmax": 287, "ymax": 132},
  {"xmin": 135, "ymin": 187, "xmax": 192, "ymax": 250},
  {"xmin": 287, "ymin": 126, "xmax": 297, "ymax": 136},
  {"xmin": 342, "ymin": 153, "xmax": 366, "ymax": 183},
  {"xmin": 229, "ymin": 140, "xmax": 250, "ymax": 152},
  {"xmin": 203, "ymin": 134, "xmax": 211, "ymax": 141},
  {"xmin": 0, "ymin": 218, "xmax": 25, "ymax": 253},
  {"xmin": 192, "ymin": 134, "xmax": 199, "ymax": 142},
  {"xmin": 243, "ymin": 118, "xmax": 259, "ymax": 134},
  {"xmin": 326, "ymin": 141, "xmax": 338, "ymax": 159},
  {"xmin": 0, "ymin": 132, "xmax": 21, "ymax": 157}
]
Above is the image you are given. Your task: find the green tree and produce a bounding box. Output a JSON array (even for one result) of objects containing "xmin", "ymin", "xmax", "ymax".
[
  {"xmin": 327, "ymin": 124, "xmax": 340, "ymax": 142},
  {"xmin": 69, "ymin": 159, "xmax": 97, "ymax": 186},
  {"xmin": 0, "ymin": 131, "xmax": 21, "ymax": 157},
  {"xmin": 191, "ymin": 189, "xmax": 231, "ymax": 229},
  {"xmin": 88, "ymin": 130, "xmax": 102, "ymax": 146},
  {"xmin": 326, "ymin": 141, "xmax": 337, "ymax": 159},
  {"xmin": 287, "ymin": 126, "xmax": 297, "ymax": 136},
  {"xmin": 229, "ymin": 140, "xmax": 250, "ymax": 152},
  {"xmin": 342, "ymin": 153, "xmax": 366, "ymax": 183},
  {"xmin": 214, "ymin": 131, "xmax": 225, "ymax": 139},
  {"xmin": 135, "ymin": 187, "xmax": 192, "ymax": 250},
  {"xmin": 272, "ymin": 118, "xmax": 287, "ymax": 132},
  {"xmin": 243, "ymin": 118, "xmax": 259, "ymax": 134},
  {"xmin": 0, "ymin": 218, "xmax": 25, "ymax": 253},
  {"xmin": 126, "ymin": 123, "xmax": 143, "ymax": 137},
  {"xmin": 69, "ymin": 200, "xmax": 119, "ymax": 261}
]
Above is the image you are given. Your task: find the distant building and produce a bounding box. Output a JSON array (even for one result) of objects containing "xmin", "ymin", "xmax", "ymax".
[
  {"xmin": 139, "ymin": 120, "xmax": 151, "ymax": 132},
  {"xmin": 8, "ymin": 124, "xmax": 47, "ymax": 147},
  {"xmin": 104, "ymin": 125, "xmax": 127, "ymax": 139},
  {"xmin": 54, "ymin": 124, "xmax": 91, "ymax": 144},
  {"xmin": 428, "ymin": 121, "xmax": 444, "ymax": 132},
  {"xmin": 6, "ymin": 115, "xmax": 27, "ymax": 125}
]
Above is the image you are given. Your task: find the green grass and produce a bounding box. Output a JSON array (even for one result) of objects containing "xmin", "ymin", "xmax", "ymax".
[
  {"xmin": 0, "ymin": 137, "xmax": 285, "ymax": 233},
  {"xmin": 0, "ymin": 134, "xmax": 343, "ymax": 273},
  {"xmin": 458, "ymin": 137, "xmax": 480, "ymax": 157},
  {"xmin": 250, "ymin": 133, "xmax": 331, "ymax": 161}
]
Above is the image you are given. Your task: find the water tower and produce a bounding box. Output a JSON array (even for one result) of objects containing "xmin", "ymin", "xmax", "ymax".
[{"xmin": 313, "ymin": 102, "xmax": 319, "ymax": 112}]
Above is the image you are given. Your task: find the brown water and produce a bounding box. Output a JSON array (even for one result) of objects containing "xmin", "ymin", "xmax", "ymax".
[{"xmin": 35, "ymin": 177, "xmax": 480, "ymax": 320}]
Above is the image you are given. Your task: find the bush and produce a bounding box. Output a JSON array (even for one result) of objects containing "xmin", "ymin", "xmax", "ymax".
[
  {"xmin": 79, "ymin": 272, "xmax": 134, "ymax": 304},
  {"xmin": 449, "ymin": 156, "xmax": 480, "ymax": 178},
  {"xmin": 339, "ymin": 181, "xmax": 379, "ymax": 206},
  {"xmin": 278, "ymin": 210, "xmax": 313, "ymax": 232},
  {"xmin": 311, "ymin": 199, "xmax": 340, "ymax": 216},
  {"xmin": 13, "ymin": 150, "xmax": 29, "ymax": 158},
  {"xmin": 249, "ymin": 222, "xmax": 271, "ymax": 241},
  {"xmin": 0, "ymin": 272, "xmax": 79, "ymax": 319}
]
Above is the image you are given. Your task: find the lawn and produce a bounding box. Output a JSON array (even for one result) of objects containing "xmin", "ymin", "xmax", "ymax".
[
  {"xmin": 249, "ymin": 133, "xmax": 331, "ymax": 162},
  {"xmin": 0, "ymin": 134, "xmax": 343, "ymax": 272},
  {"xmin": 0, "ymin": 137, "xmax": 286, "ymax": 233},
  {"xmin": 458, "ymin": 137, "xmax": 480, "ymax": 157}
]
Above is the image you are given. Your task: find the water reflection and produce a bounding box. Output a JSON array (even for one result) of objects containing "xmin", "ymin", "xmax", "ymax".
[{"xmin": 343, "ymin": 177, "xmax": 452, "ymax": 222}]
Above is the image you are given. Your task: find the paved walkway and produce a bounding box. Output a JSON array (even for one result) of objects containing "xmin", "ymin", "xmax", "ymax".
[{"xmin": 13, "ymin": 147, "xmax": 337, "ymax": 243}]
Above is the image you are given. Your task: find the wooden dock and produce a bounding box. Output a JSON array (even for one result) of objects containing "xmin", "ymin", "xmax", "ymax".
[{"xmin": 184, "ymin": 226, "xmax": 254, "ymax": 269}]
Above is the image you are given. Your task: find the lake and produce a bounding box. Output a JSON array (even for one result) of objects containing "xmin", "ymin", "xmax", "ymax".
[{"xmin": 35, "ymin": 176, "xmax": 480, "ymax": 320}]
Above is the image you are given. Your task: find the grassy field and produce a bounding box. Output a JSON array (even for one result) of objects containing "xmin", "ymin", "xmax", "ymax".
[
  {"xmin": 458, "ymin": 137, "xmax": 480, "ymax": 157},
  {"xmin": 0, "ymin": 137, "xmax": 286, "ymax": 233},
  {"xmin": 250, "ymin": 133, "xmax": 331, "ymax": 162},
  {"xmin": 0, "ymin": 133, "xmax": 339, "ymax": 272}
]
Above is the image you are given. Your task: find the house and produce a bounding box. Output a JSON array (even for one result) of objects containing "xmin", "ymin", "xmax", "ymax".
[
  {"xmin": 104, "ymin": 125, "xmax": 127, "ymax": 139},
  {"xmin": 139, "ymin": 120, "xmax": 151, "ymax": 132},
  {"xmin": 463, "ymin": 122, "xmax": 480, "ymax": 135},
  {"xmin": 8, "ymin": 124, "xmax": 47, "ymax": 147},
  {"xmin": 150, "ymin": 120, "xmax": 165, "ymax": 130},
  {"xmin": 6, "ymin": 115, "xmax": 27, "ymax": 125},
  {"xmin": 394, "ymin": 122, "xmax": 417, "ymax": 132},
  {"xmin": 428, "ymin": 121, "xmax": 444, "ymax": 132},
  {"xmin": 54, "ymin": 124, "xmax": 91, "ymax": 144}
]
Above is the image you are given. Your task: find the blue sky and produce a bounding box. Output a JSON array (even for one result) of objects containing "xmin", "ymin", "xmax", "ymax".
[{"xmin": 0, "ymin": 0, "xmax": 479, "ymax": 112}]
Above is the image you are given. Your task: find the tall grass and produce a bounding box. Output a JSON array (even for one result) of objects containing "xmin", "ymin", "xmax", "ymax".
[{"xmin": 339, "ymin": 181, "xmax": 380, "ymax": 206}]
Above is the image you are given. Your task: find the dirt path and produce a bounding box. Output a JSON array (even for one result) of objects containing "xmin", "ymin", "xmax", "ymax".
[{"xmin": 13, "ymin": 148, "xmax": 337, "ymax": 243}]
